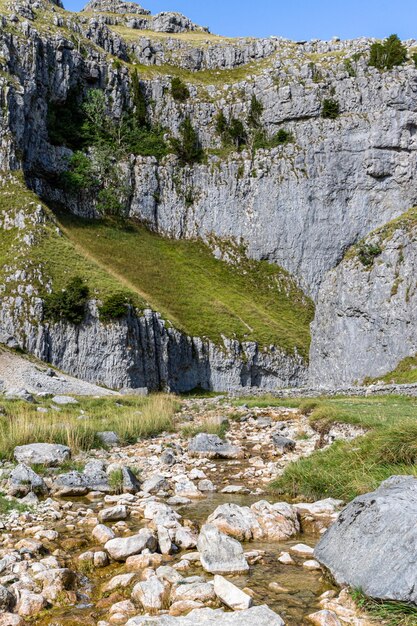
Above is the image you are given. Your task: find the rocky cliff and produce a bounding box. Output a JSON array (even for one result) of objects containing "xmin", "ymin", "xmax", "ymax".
[
  {"xmin": 1, "ymin": 0, "xmax": 417, "ymax": 390},
  {"xmin": 310, "ymin": 209, "xmax": 417, "ymax": 387}
]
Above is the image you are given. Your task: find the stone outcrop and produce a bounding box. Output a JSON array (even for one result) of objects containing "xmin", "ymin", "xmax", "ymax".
[
  {"xmin": 315, "ymin": 476, "xmax": 417, "ymax": 604},
  {"xmin": 82, "ymin": 0, "xmax": 150, "ymax": 15},
  {"xmin": 0, "ymin": 300, "xmax": 306, "ymax": 392},
  {"xmin": 310, "ymin": 210, "xmax": 417, "ymax": 386}
]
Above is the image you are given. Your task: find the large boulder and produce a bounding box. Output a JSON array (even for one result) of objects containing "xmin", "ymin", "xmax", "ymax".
[
  {"xmin": 84, "ymin": 460, "xmax": 112, "ymax": 492},
  {"xmin": 51, "ymin": 471, "xmax": 88, "ymax": 497},
  {"xmin": 207, "ymin": 503, "xmax": 262, "ymax": 541},
  {"xmin": 105, "ymin": 529, "xmax": 157, "ymax": 561},
  {"xmin": 7, "ymin": 464, "xmax": 48, "ymax": 497},
  {"xmin": 126, "ymin": 605, "xmax": 284, "ymax": 625},
  {"xmin": 207, "ymin": 501, "xmax": 299, "ymax": 542},
  {"xmin": 14, "ymin": 444, "xmax": 71, "ymax": 467},
  {"xmin": 197, "ymin": 524, "xmax": 249, "ymax": 574},
  {"xmin": 315, "ymin": 476, "xmax": 417, "ymax": 603},
  {"xmin": 188, "ymin": 434, "xmax": 243, "ymax": 460}
]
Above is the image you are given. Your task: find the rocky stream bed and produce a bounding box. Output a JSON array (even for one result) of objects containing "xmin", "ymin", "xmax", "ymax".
[{"xmin": 0, "ymin": 397, "xmax": 374, "ymax": 625}]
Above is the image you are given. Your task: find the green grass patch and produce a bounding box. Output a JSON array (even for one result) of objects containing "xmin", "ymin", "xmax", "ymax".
[
  {"xmin": 56, "ymin": 213, "xmax": 314, "ymax": 355},
  {"xmin": 0, "ymin": 493, "xmax": 29, "ymax": 515},
  {"xmin": 0, "ymin": 394, "xmax": 177, "ymax": 460},
  {"xmin": 351, "ymin": 589, "xmax": 417, "ymax": 626},
  {"xmin": 271, "ymin": 395, "xmax": 417, "ymax": 501},
  {"xmin": 365, "ymin": 355, "xmax": 417, "ymax": 385},
  {"xmin": 230, "ymin": 395, "xmax": 303, "ymax": 409}
]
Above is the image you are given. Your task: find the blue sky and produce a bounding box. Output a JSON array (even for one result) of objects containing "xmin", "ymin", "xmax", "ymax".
[{"xmin": 64, "ymin": 0, "xmax": 417, "ymax": 41}]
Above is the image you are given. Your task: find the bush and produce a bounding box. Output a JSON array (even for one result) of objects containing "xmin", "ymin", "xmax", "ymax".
[
  {"xmin": 171, "ymin": 77, "xmax": 190, "ymax": 102},
  {"xmin": 171, "ymin": 117, "xmax": 203, "ymax": 165},
  {"xmin": 124, "ymin": 124, "xmax": 168, "ymax": 160},
  {"xmin": 44, "ymin": 276, "xmax": 89, "ymax": 325},
  {"xmin": 412, "ymin": 53, "xmax": 417, "ymax": 68},
  {"xmin": 215, "ymin": 111, "xmax": 228, "ymax": 136},
  {"xmin": 357, "ymin": 242, "xmax": 382, "ymax": 267},
  {"xmin": 131, "ymin": 69, "xmax": 147, "ymax": 127},
  {"xmin": 369, "ymin": 34, "xmax": 407, "ymax": 70},
  {"xmin": 299, "ymin": 399, "xmax": 319, "ymax": 415},
  {"xmin": 228, "ymin": 118, "xmax": 247, "ymax": 149},
  {"xmin": 247, "ymin": 95, "xmax": 264, "ymax": 128},
  {"xmin": 252, "ymin": 128, "xmax": 293, "ymax": 152},
  {"xmin": 99, "ymin": 292, "xmax": 132, "ymax": 322},
  {"xmin": 344, "ymin": 58, "xmax": 356, "ymax": 77},
  {"xmin": 62, "ymin": 151, "xmax": 98, "ymax": 192},
  {"xmin": 322, "ymin": 98, "xmax": 340, "ymax": 119}
]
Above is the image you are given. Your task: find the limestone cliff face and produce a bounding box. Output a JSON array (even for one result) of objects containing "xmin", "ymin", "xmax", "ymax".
[
  {"xmin": 3, "ymin": 8, "xmax": 417, "ymax": 296},
  {"xmin": 310, "ymin": 212, "xmax": 417, "ymax": 387},
  {"xmin": 2, "ymin": 0, "xmax": 417, "ymax": 389},
  {"xmin": 0, "ymin": 301, "xmax": 306, "ymax": 392}
]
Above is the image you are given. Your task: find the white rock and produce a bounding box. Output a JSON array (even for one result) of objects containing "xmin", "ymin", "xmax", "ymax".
[{"xmin": 213, "ymin": 575, "xmax": 253, "ymax": 610}]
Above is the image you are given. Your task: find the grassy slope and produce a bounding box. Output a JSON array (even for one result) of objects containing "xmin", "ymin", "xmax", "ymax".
[
  {"xmin": 0, "ymin": 174, "xmax": 141, "ymax": 306},
  {"xmin": 269, "ymin": 395, "xmax": 417, "ymax": 501},
  {"xmin": 56, "ymin": 213, "xmax": 314, "ymax": 355},
  {"xmin": 0, "ymin": 174, "xmax": 313, "ymax": 354}
]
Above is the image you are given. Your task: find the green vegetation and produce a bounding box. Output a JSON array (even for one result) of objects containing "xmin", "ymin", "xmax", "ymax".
[
  {"xmin": 321, "ymin": 98, "xmax": 340, "ymax": 119},
  {"xmin": 252, "ymin": 128, "xmax": 294, "ymax": 152},
  {"xmin": 0, "ymin": 173, "xmax": 140, "ymax": 310},
  {"xmin": 108, "ymin": 468, "xmax": 124, "ymax": 494},
  {"xmin": 170, "ymin": 117, "xmax": 203, "ymax": 165},
  {"xmin": 271, "ymin": 395, "xmax": 417, "ymax": 501},
  {"xmin": 0, "ymin": 394, "xmax": 177, "ymax": 459},
  {"xmin": 369, "ymin": 34, "xmax": 408, "ymax": 71},
  {"xmin": 365, "ymin": 355, "xmax": 417, "ymax": 385},
  {"xmin": 99, "ymin": 291, "xmax": 133, "ymax": 322},
  {"xmin": 57, "ymin": 213, "xmax": 314, "ymax": 355},
  {"xmin": 43, "ymin": 276, "xmax": 89, "ymax": 325},
  {"xmin": 344, "ymin": 58, "xmax": 356, "ymax": 77},
  {"xmin": 247, "ymin": 95, "xmax": 264, "ymax": 129},
  {"xmin": 351, "ymin": 590, "xmax": 417, "ymax": 626},
  {"xmin": 171, "ymin": 77, "xmax": 190, "ymax": 102},
  {"xmin": 0, "ymin": 493, "xmax": 28, "ymax": 515},
  {"xmin": 412, "ymin": 53, "xmax": 417, "ymax": 68},
  {"xmin": 357, "ymin": 242, "xmax": 382, "ymax": 267},
  {"xmin": 53, "ymin": 83, "xmax": 168, "ymax": 216}
]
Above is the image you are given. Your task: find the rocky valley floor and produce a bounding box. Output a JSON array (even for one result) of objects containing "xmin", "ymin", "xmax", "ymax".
[{"xmin": 0, "ymin": 394, "xmax": 392, "ymax": 626}]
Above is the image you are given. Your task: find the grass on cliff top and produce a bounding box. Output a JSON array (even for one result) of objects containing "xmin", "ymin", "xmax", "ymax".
[
  {"xmin": 0, "ymin": 394, "xmax": 177, "ymax": 460},
  {"xmin": 56, "ymin": 212, "xmax": 314, "ymax": 355},
  {"xmin": 124, "ymin": 55, "xmax": 277, "ymax": 86},
  {"xmin": 270, "ymin": 395, "xmax": 417, "ymax": 502}
]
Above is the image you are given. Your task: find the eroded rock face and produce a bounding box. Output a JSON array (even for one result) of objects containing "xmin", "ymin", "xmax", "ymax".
[
  {"xmin": 7, "ymin": 464, "xmax": 48, "ymax": 497},
  {"xmin": 315, "ymin": 476, "xmax": 417, "ymax": 603},
  {"xmin": 310, "ymin": 215, "xmax": 417, "ymax": 386}
]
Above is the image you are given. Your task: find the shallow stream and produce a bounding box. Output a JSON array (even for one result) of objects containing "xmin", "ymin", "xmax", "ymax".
[{"xmin": 35, "ymin": 492, "xmax": 335, "ymax": 626}]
